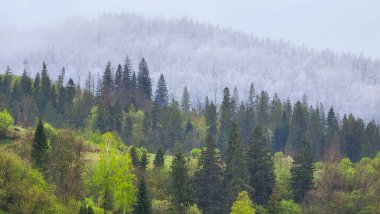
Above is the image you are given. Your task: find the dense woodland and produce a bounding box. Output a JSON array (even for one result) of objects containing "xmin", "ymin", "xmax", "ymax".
[{"xmin": 0, "ymin": 58, "xmax": 379, "ymax": 214}]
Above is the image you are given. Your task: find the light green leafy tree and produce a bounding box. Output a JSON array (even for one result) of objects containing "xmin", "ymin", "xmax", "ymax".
[
  {"xmin": 94, "ymin": 132, "xmax": 137, "ymax": 214},
  {"xmin": 230, "ymin": 191, "xmax": 255, "ymax": 214},
  {"xmin": 0, "ymin": 109, "xmax": 13, "ymax": 136}
]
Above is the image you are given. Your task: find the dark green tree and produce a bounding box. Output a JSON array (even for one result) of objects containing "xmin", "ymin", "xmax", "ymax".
[
  {"xmin": 181, "ymin": 86, "xmax": 190, "ymax": 116},
  {"xmin": 340, "ymin": 114, "xmax": 365, "ymax": 162},
  {"xmin": 325, "ymin": 107, "xmax": 339, "ymax": 149},
  {"xmin": 291, "ymin": 138, "xmax": 314, "ymax": 202},
  {"xmin": 288, "ymin": 101, "xmax": 307, "ymax": 151},
  {"xmin": 31, "ymin": 118, "xmax": 49, "ymax": 172},
  {"xmin": 140, "ymin": 151, "xmax": 149, "ymax": 171},
  {"xmin": 204, "ymin": 97, "xmax": 217, "ymax": 137},
  {"xmin": 362, "ymin": 120, "xmax": 380, "ymax": 158},
  {"xmin": 217, "ymin": 87, "xmax": 232, "ymax": 157},
  {"xmin": 248, "ymin": 126, "xmax": 275, "ymax": 205},
  {"xmin": 137, "ymin": 58, "xmax": 152, "ymax": 109},
  {"xmin": 224, "ymin": 122, "xmax": 249, "ymax": 204},
  {"xmin": 154, "ymin": 148, "xmax": 165, "ymax": 168},
  {"xmin": 134, "ymin": 177, "xmax": 151, "ymax": 214},
  {"xmin": 170, "ymin": 150, "xmax": 191, "ymax": 213},
  {"xmin": 154, "ymin": 74, "xmax": 169, "ymax": 108},
  {"xmin": 196, "ymin": 134, "xmax": 226, "ymax": 214}
]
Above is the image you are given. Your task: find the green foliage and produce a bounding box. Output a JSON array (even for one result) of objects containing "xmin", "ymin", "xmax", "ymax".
[
  {"xmin": 31, "ymin": 118, "xmax": 49, "ymax": 172},
  {"xmin": 170, "ymin": 150, "xmax": 191, "ymax": 213},
  {"xmin": 93, "ymin": 132, "xmax": 137, "ymax": 213},
  {"xmin": 151, "ymin": 199, "xmax": 171, "ymax": 214},
  {"xmin": 277, "ymin": 200, "xmax": 301, "ymax": 214},
  {"xmin": 190, "ymin": 148, "xmax": 202, "ymax": 159},
  {"xmin": 248, "ymin": 126, "xmax": 275, "ymax": 205},
  {"xmin": 154, "ymin": 148, "xmax": 165, "ymax": 168},
  {"xmin": 0, "ymin": 109, "xmax": 13, "ymax": 137},
  {"xmin": 230, "ymin": 191, "xmax": 255, "ymax": 214},
  {"xmin": 134, "ymin": 177, "xmax": 152, "ymax": 214},
  {"xmin": 225, "ymin": 122, "xmax": 249, "ymax": 203},
  {"xmin": 196, "ymin": 134, "xmax": 226, "ymax": 214},
  {"xmin": 0, "ymin": 150, "xmax": 61, "ymax": 213},
  {"xmin": 291, "ymin": 138, "xmax": 314, "ymax": 202}
]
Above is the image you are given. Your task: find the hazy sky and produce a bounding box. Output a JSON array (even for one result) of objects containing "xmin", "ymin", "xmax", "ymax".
[{"xmin": 1, "ymin": 0, "xmax": 380, "ymax": 58}]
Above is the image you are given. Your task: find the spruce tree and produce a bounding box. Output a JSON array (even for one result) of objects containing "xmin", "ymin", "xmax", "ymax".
[
  {"xmin": 154, "ymin": 148, "xmax": 165, "ymax": 168},
  {"xmin": 291, "ymin": 138, "xmax": 314, "ymax": 202},
  {"xmin": 20, "ymin": 67, "xmax": 32, "ymax": 96},
  {"xmin": 140, "ymin": 151, "xmax": 149, "ymax": 171},
  {"xmin": 170, "ymin": 150, "xmax": 191, "ymax": 213},
  {"xmin": 218, "ymin": 87, "xmax": 232, "ymax": 157},
  {"xmin": 40, "ymin": 62, "xmax": 51, "ymax": 109},
  {"xmin": 248, "ymin": 126, "xmax": 275, "ymax": 205},
  {"xmin": 225, "ymin": 122, "xmax": 249, "ymax": 204},
  {"xmin": 204, "ymin": 97, "xmax": 217, "ymax": 137},
  {"xmin": 154, "ymin": 74, "xmax": 169, "ymax": 108},
  {"xmin": 325, "ymin": 107, "xmax": 339, "ymax": 148},
  {"xmin": 31, "ymin": 118, "xmax": 49, "ymax": 172},
  {"xmin": 288, "ymin": 101, "xmax": 307, "ymax": 151},
  {"xmin": 196, "ymin": 134, "xmax": 226, "ymax": 214},
  {"xmin": 134, "ymin": 177, "xmax": 151, "ymax": 214},
  {"xmin": 181, "ymin": 86, "xmax": 190, "ymax": 115},
  {"xmin": 137, "ymin": 58, "xmax": 152, "ymax": 107}
]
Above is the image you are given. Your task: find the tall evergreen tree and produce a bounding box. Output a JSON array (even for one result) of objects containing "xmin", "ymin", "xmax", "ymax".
[
  {"xmin": 362, "ymin": 120, "xmax": 380, "ymax": 158},
  {"xmin": 225, "ymin": 122, "xmax": 249, "ymax": 204},
  {"xmin": 288, "ymin": 101, "xmax": 308, "ymax": 151},
  {"xmin": 40, "ymin": 62, "xmax": 52, "ymax": 109},
  {"xmin": 134, "ymin": 177, "xmax": 151, "ymax": 214},
  {"xmin": 196, "ymin": 134, "xmax": 226, "ymax": 214},
  {"xmin": 31, "ymin": 118, "xmax": 49, "ymax": 172},
  {"xmin": 137, "ymin": 58, "xmax": 152, "ymax": 108},
  {"xmin": 170, "ymin": 150, "xmax": 191, "ymax": 213},
  {"xmin": 341, "ymin": 114, "xmax": 365, "ymax": 162},
  {"xmin": 325, "ymin": 107, "xmax": 339, "ymax": 148},
  {"xmin": 154, "ymin": 74, "xmax": 169, "ymax": 108},
  {"xmin": 20, "ymin": 66, "xmax": 32, "ymax": 96},
  {"xmin": 218, "ymin": 87, "xmax": 232, "ymax": 157},
  {"xmin": 248, "ymin": 126, "xmax": 275, "ymax": 205},
  {"xmin": 291, "ymin": 138, "xmax": 314, "ymax": 202},
  {"xmin": 181, "ymin": 86, "xmax": 190, "ymax": 115},
  {"xmin": 204, "ymin": 97, "xmax": 217, "ymax": 137},
  {"xmin": 154, "ymin": 148, "xmax": 165, "ymax": 168}
]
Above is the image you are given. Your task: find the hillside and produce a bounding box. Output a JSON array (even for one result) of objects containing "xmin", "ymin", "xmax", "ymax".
[{"xmin": 1, "ymin": 13, "xmax": 379, "ymax": 120}]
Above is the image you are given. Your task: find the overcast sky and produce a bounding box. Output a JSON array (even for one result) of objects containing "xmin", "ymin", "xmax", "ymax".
[{"xmin": 1, "ymin": 0, "xmax": 380, "ymax": 58}]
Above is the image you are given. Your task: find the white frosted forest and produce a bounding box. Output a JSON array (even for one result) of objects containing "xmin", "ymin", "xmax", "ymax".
[{"xmin": 0, "ymin": 13, "xmax": 379, "ymax": 121}]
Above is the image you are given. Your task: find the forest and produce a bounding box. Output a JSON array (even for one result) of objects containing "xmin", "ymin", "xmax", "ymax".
[{"xmin": 0, "ymin": 58, "xmax": 379, "ymax": 214}]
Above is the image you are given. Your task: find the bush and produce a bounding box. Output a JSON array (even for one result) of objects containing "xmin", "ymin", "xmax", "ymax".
[{"xmin": 0, "ymin": 109, "xmax": 13, "ymax": 137}]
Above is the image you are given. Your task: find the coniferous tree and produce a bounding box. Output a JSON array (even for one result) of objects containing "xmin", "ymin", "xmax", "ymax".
[
  {"xmin": 137, "ymin": 58, "xmax": 152, "ymax": 109},
  {"xmin": 134, "ymin": 177, "xmax": 151, "ymax": 214},
  {"xmin": 140, "ymin": 151, "xmax": 149, "ymax": 171},
  {"xmin": 129, "ymin": 146, "xmax": 140, "ymax": 167},
  {"xmin": 20, "ymin": 67, "xmax": 32, "ymax": 96},
  {"xmin": 154, "ymin": 148, "xmax": 165, "ymax": 168},
  {"xmin": 31, "ymin": 118, "xmax": 49, "ymax": 172},
  {"xmin": 181, "ymin": 86, "xmax": 190, "ymax": 115},
  {"xmin": 248, "ymin": 126, "xmax": 275, "ymax": 205},
  {"xmin": 196, "ymin": 134, "xmax": 226, "ymax": 214},
  {"xmin": 114, "ymin": 64, "xmax": 123, "ymax": 100},
  {"xmin": 225, "ymin": 122, "xmax": 249, "ymax": 204},
  {"xmin": 256, "ymin": 91, "xmax": 270, "ymax": 129},
  {"xmin": 362, "ymin": 120, "xmax": 380, "ymax": 158},
  {"xmin": 40, "ymin": 62, "xmax": 52, "ymax": 110},
  {"xmin": 291, "ymin": 138, "xmax": 314, "ymax": 202},
  {"xmin": 288, "ymin": 101, "xmax": 307, "ymax": 151},
  {"xmin": 204, "ymin": 97, "xmax": 217, "ymax": 137},
  {"xmin": 218, "ymin": 87, "xmax": 232, "ymax": 157},
  {"xmin": 170, "ymin": 150, "xmax": 191, "ymax": 213},
  {"xmin": 154, "ymin": 74, "xmax": 169, "ymax": 108},
  {"xmin": 340, "ymin": 114, "xmax": 365, "ymax": 162},
  {"xmin": 325, "ymin": 107, "xmax": 339, "ymax": 149}
]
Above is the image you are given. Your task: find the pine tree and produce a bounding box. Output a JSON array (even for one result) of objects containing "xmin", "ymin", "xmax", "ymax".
[
  {"xmin": 154, "ymin": 74, "xmax": 169, "ymax": 108},
  {"xmin": 40, "ymin": 62, "xmax": 51, "ymax": 109},
  {"xmin": 114, "ymin": 64, "xmax": 123, "ymax": 99},
  {"xmin": 225, "ymin": 122, "xmax": 249, "ymax": 204},
  {"xmin": 291, "ymin": 138, "xmax": 314, "ymax": 202},
  {"xmin": 134, "ymin": 177, "xmax": 151, "ymax": 214},
  {"xmin": 129, "ymin": 146, "xmax": 140, "ymax": 167},
  {"xmin": 31, "ymin": 118, "xmax": 49, "ymax": 172},
  {"xmin": 196, "ymin": 134, "xmax": 226, "ymax": 214},
  {"xmin": 20, "ymin": 66, "xmax": 32, "ymax": 96},
  {"xmin": 154, "ymin": 148, "xmax": 165, "ymax": 168},
  {"xmin": 248, "ymin": 126, "xmax": 275, "ymax": 205},
  {"xmin": 362, "ymin": 120, "xmax": 380, "ymax": 158},
  {"xmin": 256, "ymin": 91, "xmax": 270, "ymax": 129},
  {"xmin": 341, "ymin": 114, "xmax": 365, "ymax": 162},
  {"xmin": 170, "ymin": 150, "xmax": 191, "ymax": 213}
]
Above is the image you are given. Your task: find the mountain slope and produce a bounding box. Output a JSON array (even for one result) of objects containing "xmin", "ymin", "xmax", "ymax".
[{"xmin": 1, "ymin": 14, "xmax": 379, "ymax": 120}]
